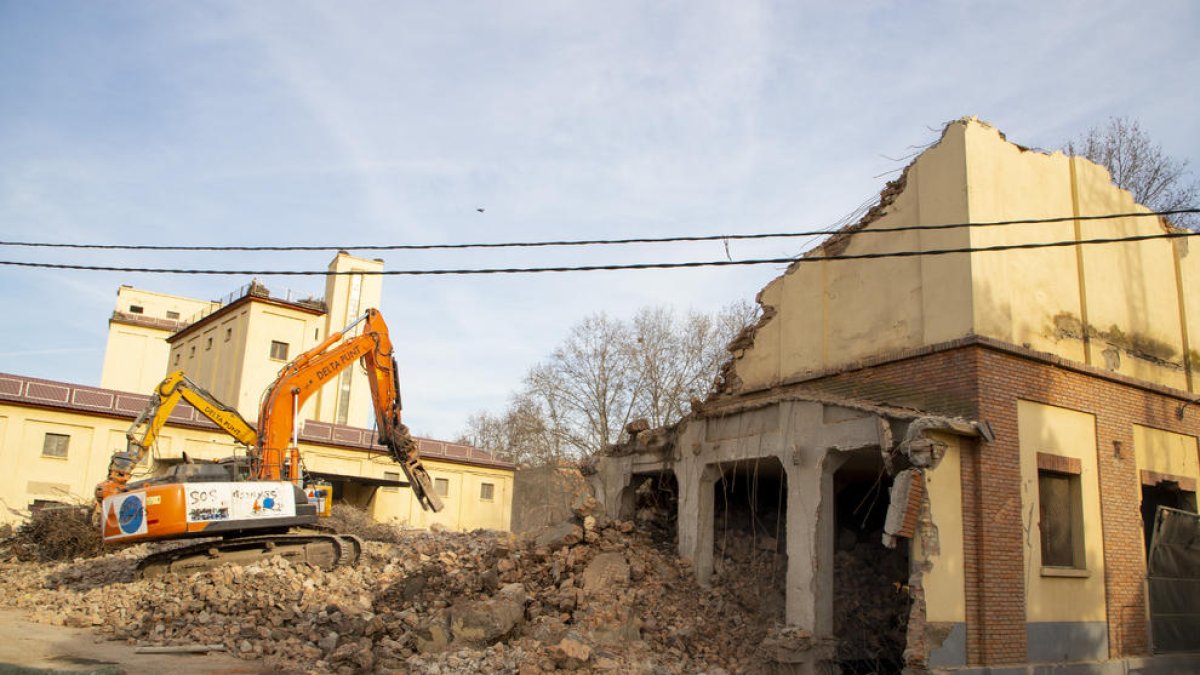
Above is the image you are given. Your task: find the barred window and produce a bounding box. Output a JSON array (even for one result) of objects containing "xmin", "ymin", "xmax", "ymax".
[
  {"xmin": 480, "ymin": 482, "xmax": 495, "ymax": 501},
  {"xmin": 270, "ymin": 341, "xmax": 289, "ymax": 361}
]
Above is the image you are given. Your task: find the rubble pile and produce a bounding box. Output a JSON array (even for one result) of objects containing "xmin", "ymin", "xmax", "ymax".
[
  {"xmin": 0, "ymin": 500, "xmax": 783, "ymax": 673},
  {"xmin": 833, "ymin": 539, "xmax": 909, "ymax": 672},
  {"xmin": 712, "ymin": 530, "xmax": 787, "ymax": 625}
]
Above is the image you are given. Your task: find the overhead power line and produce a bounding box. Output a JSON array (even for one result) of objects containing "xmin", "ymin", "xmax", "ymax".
[
  {"xmin": 0, "ymin": 209, "xmax": 1194, "ymax": 252},
  {"xmin": 0, "ymin": 230, "xmax": 1195, "ymax": 276}
]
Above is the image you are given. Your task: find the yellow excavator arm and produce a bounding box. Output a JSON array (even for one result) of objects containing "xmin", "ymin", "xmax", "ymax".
[{"xmin": 94, "ymin": 371, "xmax": 257, "ymax": 508}]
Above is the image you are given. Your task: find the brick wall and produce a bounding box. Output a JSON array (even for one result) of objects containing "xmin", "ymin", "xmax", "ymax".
[{"xmin": 791, "ymin": 340, "xmax": 1198, "ymax": 665}]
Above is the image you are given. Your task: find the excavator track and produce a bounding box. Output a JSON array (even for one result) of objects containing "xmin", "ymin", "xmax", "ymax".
[{"xmin": 136, "ymin": 530, "xmax": 364, "ymax": 579}]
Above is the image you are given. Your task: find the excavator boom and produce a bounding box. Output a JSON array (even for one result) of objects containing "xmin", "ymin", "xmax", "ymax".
[
  {"xmin": 94, "ymin": 370, "xmax": 258, "ymax": 508},
  {"xmin": 258, "ymin": 308, "xmax": 443, "ymax": 512}
]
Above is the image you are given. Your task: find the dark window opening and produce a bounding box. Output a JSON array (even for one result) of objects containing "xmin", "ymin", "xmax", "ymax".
[
  {"xmin": 1142, "ymin": 481, "xmax": 1198, "ymax": 559},
  {"xmin": 166, "ymin": 310, "xmax": 180, "ymax": 320},
  {"xmin": 129, "ymin": 305, "xmax": 144, "ymax": 314},
  {"xmin": 270, "ymin": 340, "xmax": 289, "ymax": 361},
  {"xmin": 833, "ymin": 451, "xmax": 908, "ymax": 675}
]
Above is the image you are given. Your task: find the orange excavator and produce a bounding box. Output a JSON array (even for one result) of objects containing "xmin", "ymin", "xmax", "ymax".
[{"xmin": 96, "ymin": 308, "xmax": 443, "ymax": 577}]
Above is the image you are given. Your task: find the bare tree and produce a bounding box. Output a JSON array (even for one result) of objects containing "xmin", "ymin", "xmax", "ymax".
[
  {"xmin": 630, "ymin": 300, "xmax": 759, "ymax": 427},
  {"xmin": 460, "ymin": 301, "xmax": 760, "ymax": 463},
  {"xmin": 1065, "ymin": 117, "xmax": 1199, "ymax": 229},
  {"xmin": 526, "ymin": 314, "xmax": 640, "ymax": 457},
  {"xmin": 458, "ymin": 394, "xmax": 565, "ymax": 467}
]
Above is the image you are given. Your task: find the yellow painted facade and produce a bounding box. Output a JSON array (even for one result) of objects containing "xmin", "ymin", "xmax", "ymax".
[
  {"xmin": 0, "ymin": 396, "xmax": 512, "ymax": 531},
  {"xmin": 1017, "ymin": 400, "xmax": 1107, "ymax": 623},
  {"xmin": 1133, "ymin": 423, "xmax": 1200, "ymax": 482},
  {"xmin": 732, "ymin": 118, "xmax": 1198, "ymax": 397},
  {"xmin": 917, "ymin": 432, "xmax": 966, "ymax": 624},
  {"xmin": 100, "ymin": 287, "xmax": 219, "ymax": 394}
]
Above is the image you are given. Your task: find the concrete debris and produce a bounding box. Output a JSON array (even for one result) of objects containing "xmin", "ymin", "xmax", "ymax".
[{"xmin": 0, "ymin": 512, "xmax": 791, "ymax": 673}]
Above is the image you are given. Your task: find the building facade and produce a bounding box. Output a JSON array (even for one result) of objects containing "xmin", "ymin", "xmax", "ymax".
[
  {"xmin": 594, "ymin": 118, "xmax": 1199, "ymax": 673},
  {"xmin": 100, "ymin": 287, "xmax": 220, "ymax": 394},
  {"xmin": 0, "ymin": 372, "xmax": 512, "ymax": 531},
  {"xmin": 9, "ymin": 250, "xmax": 513, "ymax": 532}
]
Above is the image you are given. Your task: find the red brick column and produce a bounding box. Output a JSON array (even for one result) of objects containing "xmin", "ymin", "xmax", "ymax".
[{"xmin": 972, "ymin": 357, "xmax": 1029, "ymax": 663}]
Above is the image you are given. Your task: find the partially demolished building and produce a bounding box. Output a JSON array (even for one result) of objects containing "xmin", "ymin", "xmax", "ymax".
[{"xmin": 593, "ymin": 118, "xmax": 1200, "ymax": 673}]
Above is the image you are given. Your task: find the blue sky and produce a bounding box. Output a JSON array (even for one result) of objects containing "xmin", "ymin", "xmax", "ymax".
[{"xmin": 1, "ymin": 1, "xmax": 1197, "ymax": 439}]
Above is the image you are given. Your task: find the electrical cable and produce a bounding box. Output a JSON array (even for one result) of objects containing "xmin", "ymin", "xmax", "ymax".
[
  {"xmin": 0, "ymin": 230, "xmax": 1196, "ymax": 276},
  {"xmin": 0, "ymin": 209, "xmax": 1194, "ymax": 252}
]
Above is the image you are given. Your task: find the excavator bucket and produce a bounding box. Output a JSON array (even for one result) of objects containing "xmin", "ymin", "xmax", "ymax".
[
  {"xmin": 383, "ymin": 424, "xmax": 444, "ymax": 512},
  {"xmin": 400, "ymin": 456, "xmax": 444, "ymax": 513}
]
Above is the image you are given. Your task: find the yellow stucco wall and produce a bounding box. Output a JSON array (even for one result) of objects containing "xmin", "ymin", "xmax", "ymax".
[
  {"xmin": 729, "ymin": 118, "xmax": 1196, "ymax": 396},
  {"xmin": 0, "ymin": 401, "xmax": 513, "ymax": 532},
  {"xmin": 917, "ymin": 432, "xmax": 966, "ymax": 623},
  {"xmin": 736, "ymin": 125, "xmax": 974, "ymax": 389},
  {"xmin": 1017, "ymin": 400, "xmax": 1107, "ymax": 623},
  {"xmin": 100, "ymin": 287, "xmax": 219, "ymax": 394},
  {"xmin": 101, "ymin": 323, "xmax": 174, "ymax": 395},
  {"xmin": 1133, "ymin": 423, "xmax": 1199, "ymax": 487}
]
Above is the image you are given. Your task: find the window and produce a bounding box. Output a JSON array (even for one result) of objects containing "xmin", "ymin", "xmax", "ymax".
[
  {"xmin": 205, "ymin": 337, "xmax": 213, "ymax": 351},
  {"xmin": 270, "ymin": 341, "xmax": 289, "ymax": 361},
  {"xmin": 174, "ymin": 353, "xmax": 181, "ymax": 366},
  {"xmin": 434, "ymin": 477, "xmax": 449, "ymax": 497},
  {"xmin": 166, "ymin": 311, "xmax": 180, "ymax": 320},
  {"xmin": 1037, "ymin": 453, "xmax": 1085, "ymax": 570},
  {"xmin": 225, "ymin": 327, "xmax": 233, "ymax": 342},
  {"xmin": 383, "ymin": 471, "xmax": 400, "ymax": 492},
  {"xmin": 189, "ymin": 345, "xmax": 196, "ymax": 358},
  {"xmin": 480, "ymin": 482, "xmax": 495, "ymax": 502},
  {"xmin": 129, "ymin": 305, "xmax": 144, "ymax": 314},
  {"xmin": 42, "ymin": 433, "xmax": 69, "ymax": 458}
]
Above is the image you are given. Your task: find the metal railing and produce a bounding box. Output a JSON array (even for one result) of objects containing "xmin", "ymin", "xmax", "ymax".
[{"xmin": 184, "ymin": 281, "xmax": 326, "ymax": 325}]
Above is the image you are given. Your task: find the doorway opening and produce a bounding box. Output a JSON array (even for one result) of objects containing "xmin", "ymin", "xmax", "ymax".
[
  {"xmin": 711, "ymin": 457, "xmax": 788, "ymax": 624},
  {"xmin": 833, "ymin": 450, "xmax": 909, "ymax": 675}
]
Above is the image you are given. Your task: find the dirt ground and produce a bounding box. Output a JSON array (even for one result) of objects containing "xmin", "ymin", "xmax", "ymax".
[{"xmin": 0, "ymin": 608, "xmax": 270, "ymax": 675}]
